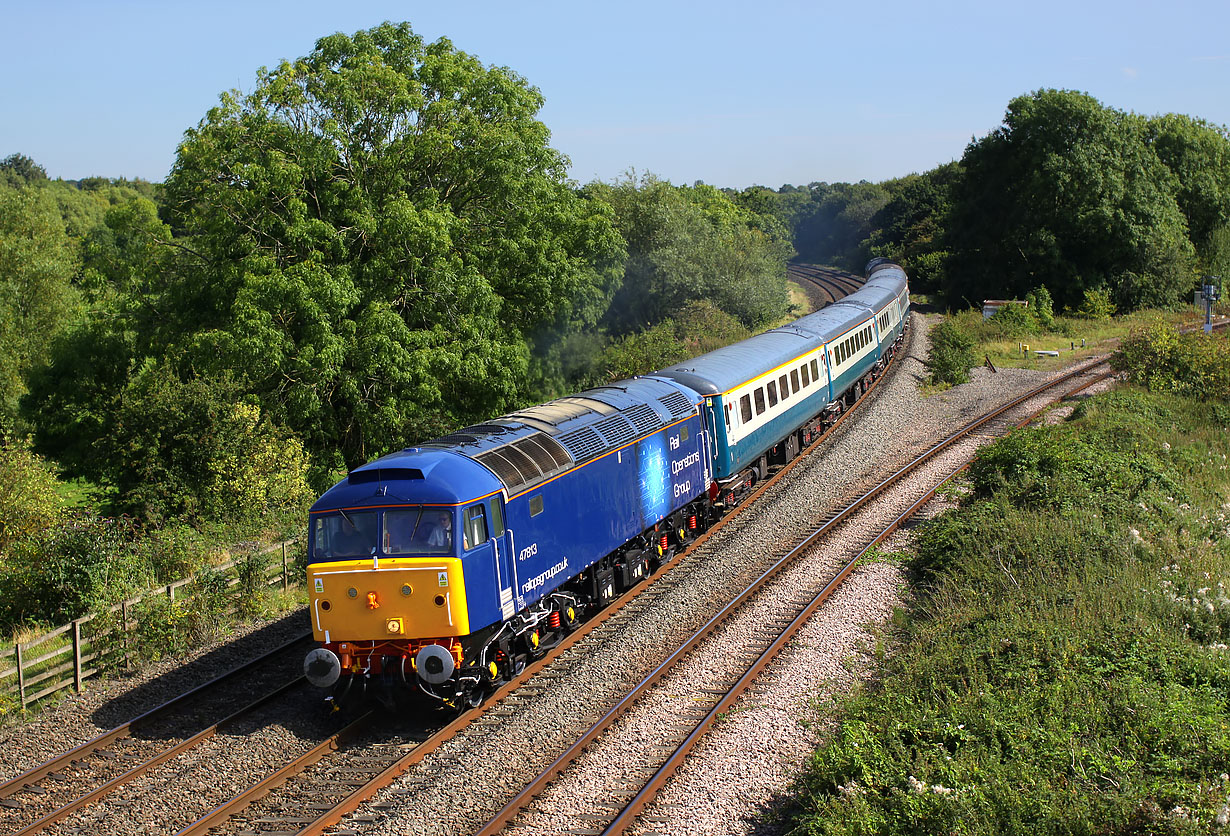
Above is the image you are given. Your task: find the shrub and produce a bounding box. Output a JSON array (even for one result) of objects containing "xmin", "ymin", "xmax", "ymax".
[
  {"xmin": 1073, "ymin": 287, "xmax": 1116, "ymax": 319},
  {"xmin": 926, "ymin": 317, "xmax": 976, "ymax": 386},
  {"xmin": 0, "ymin": 440, "xmax": 64, "ymax": 560},
  {"xmin": 1113, "ymin": 324, "xmax": 1230, "ymax": 399}
]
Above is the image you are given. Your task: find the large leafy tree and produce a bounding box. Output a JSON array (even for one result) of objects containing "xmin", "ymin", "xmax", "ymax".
[
  {"xmin": 944, "ymin": 89, "xmax": 1194, "ymax": 311},
  {"xmin": 588, "ymin": 173, "xmax": 792, "ymax": 333},
  {"xmin": 1144, "ymin": 113, "xmax": 1230, "ymax": 265},
  {"xmin": 151, "ymin": 23, "xmax": 621, "ymax": 472},
  {"xmin": 0, "ymin": 185, "xmax": 80, "ymax": 428}
]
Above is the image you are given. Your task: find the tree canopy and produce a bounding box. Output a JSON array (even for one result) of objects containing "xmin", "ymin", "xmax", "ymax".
[
  {"xmin": 944, "ymin": 89, "xmax": 1197, "ymax": 311},
  {"xmin": 120, "ymin": 22, "xmax": 623, "ymax": 473}
]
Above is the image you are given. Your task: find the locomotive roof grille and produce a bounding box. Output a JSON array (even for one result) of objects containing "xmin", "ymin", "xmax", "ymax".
[
  {"xmin": 658, "ymin": 391, "xmax": 694, "ymax": 418},
  {"xmin": 472, "ymin": 431, "xmax": 574, "ymax": 494},
  {"xmin": 594, "ymin": 414, "xmax": 637, "ymax": 447},
  {"xmin": 558, "ymin": 426, "xmax": 605, "ymax": 463},
  {"xmin": 516, "ymin": 434, "xmax": 573, "ymax": 472},
  {"xmin": 623, "ymin": 403, "xmax": 663, "ymax": 434}
]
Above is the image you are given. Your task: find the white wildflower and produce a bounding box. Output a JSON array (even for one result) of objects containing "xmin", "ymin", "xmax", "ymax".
[
  {"xmin": 1129, "ymin": 528, "xmax": 1143, "ymax": 543},
  {"xmin": 931, "ymin": 784, "xmax": 953, "ymax": 796},
  {"xmin": 908, "ymin": 775, "xmax": 926, "ymax": 795}
]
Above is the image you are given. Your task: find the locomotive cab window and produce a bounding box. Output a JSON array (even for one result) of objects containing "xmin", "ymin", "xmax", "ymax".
[
  {"xmin": 529, "ymin": 494, "xmax": 545, "ymax": 517},
  {"xmin": 314, "ymin": 511, "xmax": 378, "ymax": 559},
  {"xmin": 680, "ymin": 424, "xmax": 689, "ymax": 441},
  {"xmin": 463, "ymin": 504, "xmax": 488, "ymax": 550},
  {"xmin": 385, "ymin": 506, "xmax": 454, "ymax": 554}
]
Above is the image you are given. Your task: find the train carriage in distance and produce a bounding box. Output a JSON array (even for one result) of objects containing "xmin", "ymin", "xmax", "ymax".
[{"xmin": 653, "ymin": 259, "xmax": 909, "ymax": 501}]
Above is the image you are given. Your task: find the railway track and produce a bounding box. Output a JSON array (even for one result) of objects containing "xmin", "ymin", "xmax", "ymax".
[
  {"xmin": 787, "ymin": 263, "xmax": 864, "ymax": 310},
  {"xmin": 0, "ymin": 633, "xmax": 314, "ymax": 836},
  {"xmin": 160, "ymin": 325, "xmax": 916, "ymax": 836},
  {"xmin": 476, "ymin": 357, "xmax": 1116, "ymax": 835}
]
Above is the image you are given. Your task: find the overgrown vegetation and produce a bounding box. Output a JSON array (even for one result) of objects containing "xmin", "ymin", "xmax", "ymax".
[{"xmin": 785, "ymin": 387, "xmax": 1230, "ymax": 834}]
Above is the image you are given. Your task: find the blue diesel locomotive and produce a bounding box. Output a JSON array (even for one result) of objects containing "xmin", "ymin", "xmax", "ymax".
[{"xmin": 303, "ymin": 261, "xmax": 909, "ymax": 708}]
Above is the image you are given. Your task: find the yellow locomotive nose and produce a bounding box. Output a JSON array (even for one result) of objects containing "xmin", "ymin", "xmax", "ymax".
[{"xmin": 308, "ymin": 557, "xmax": 469, "ymax": 644}]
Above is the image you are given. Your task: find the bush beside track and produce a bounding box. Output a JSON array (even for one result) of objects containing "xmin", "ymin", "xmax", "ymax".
[{"xmin": 785, "ymin": 386, "xmax": 1230, "ymax": 834}]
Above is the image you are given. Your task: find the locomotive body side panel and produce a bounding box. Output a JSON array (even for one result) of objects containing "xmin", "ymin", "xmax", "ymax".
[{"xmin": 500, "ymin": 412, "xmax": 708, "ymax": 611}]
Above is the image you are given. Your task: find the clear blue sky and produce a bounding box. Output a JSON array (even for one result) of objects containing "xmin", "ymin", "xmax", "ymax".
[{"xmin": 4, "ymin": 0, "xmax": 1228, "ymax": 189}]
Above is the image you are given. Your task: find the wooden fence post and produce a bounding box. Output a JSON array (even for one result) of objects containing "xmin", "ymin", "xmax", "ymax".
[
  {"xmin": 73, "ymin": 620, "xmax": 83, "ymax": 692},
  {"xmin": 121, "ymin": 599, "xmax": 131, "ymax": 671},
  {"xmin": 15, "ymin": 641, "xmax": 25, "ymax": 711},
  {"xmin": 282, "ymin": 541, "xmax": 289, "ymax": 592}
]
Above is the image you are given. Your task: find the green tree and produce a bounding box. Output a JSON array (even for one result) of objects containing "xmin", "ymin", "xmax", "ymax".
[
  {"xmin": 115, "ymin": 22, "xmax": 621, "ymax": 475},
  {"xmin": 864, "ymin": 163, "xmax": 962, "ymax": 291},
  {"xmin": 589, "ymin": 173, "xmax": 792, "ymax": 333},
  {"xmin": 1145, "ymin": 113, "xmax": 1230, "ymax": 257},
  {"xmin": 0, "ymin": 153, "xmax": 48, "ymax": 186},
  {"xmin": 792, "ymin": 180, "xmax": 889, "ymax": 269},
  {"xmin": 945, "ymin": 90, "xmax": 1194, "ymax": 312},
  {"xmin": 0, "ymin": 440, "xmax": 64, "ymax": 561},
  {"xmin": 0, "ymin": 185, "xmax": 80, "ymax": 427}
]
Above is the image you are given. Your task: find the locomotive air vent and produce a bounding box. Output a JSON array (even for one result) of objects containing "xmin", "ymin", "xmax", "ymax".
[
  {"xmin": 594, "ymin": 414, "xmax": 636, "ymax": 447},
  {"xmin": 658, "ymin": 391, "xmax": 694, "ymax": 419},
  {"xmin": 475, "ymin": 450, "xmax": 528, "ymax": 490},
  {"xmin": 623, "ymin": 403, "xmax": 663, "ymax": 435},
  {"xmin": 515, "ymin": 434, "xmax": 573, "ymax": 472},
  {"xmin": 473, "ymin": 432, "xmax": 573, "ymax": 494},
  {"xmin": 557, "ymin": 426, "xmax": 605, "ymax": 464}
]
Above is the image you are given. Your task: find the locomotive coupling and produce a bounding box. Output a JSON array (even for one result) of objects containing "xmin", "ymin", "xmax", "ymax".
[{"xmin": 304, "ymin": 647, "xmax": 342, "ymax": 688}]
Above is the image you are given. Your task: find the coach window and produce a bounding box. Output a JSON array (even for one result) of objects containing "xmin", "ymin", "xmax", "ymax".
[
  {"xmin": 740, "ymin": 394, "xmax": 753, "ymax": 423},
  {"xmin": 766, "ymin": 380, "xmax": 778, "ymax": 408},
  {"xmin": 800, "ymin": 363, "xmax": 810, "ymax": 387},
  {"xmin": 779, "ymin": 375, "xmax": 790, "ymax": 400},
  {"xmin": 810, "ymin": 359, "xmax": 820, "ymax": 380},
  {"xmin": 464, "ymin": 504, "xmax": 489, "ymax": 550},
  {"xmin": 754, "ymin": 388, "xmax": 766, "ymax": 415},
  {"xmin": 529, "ymin": 495, "xmax": 544, "ymax": 517},
  {"xmin": 790, "ymin": 369, "xmax": 800, "ymax": 393}
]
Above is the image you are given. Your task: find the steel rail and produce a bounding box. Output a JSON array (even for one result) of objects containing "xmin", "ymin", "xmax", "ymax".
[
  {"xmin": 179, "ymin": 320, "xmax": 913, "ymax": 836},
  {"xmin": 600, "ymin": 365, "xmax": 1121, "ymax": 834},
  {"xmin": 475, "ymin": 358, "xmax": 1115, "ymax": 836},
  {"xmin": 174, "ymin": 710, "xmax": 377, "ymax": 836},
  {"xmin": 12, "ymin": 676, "xmax": 312, "ymax": 836},
  {"xmin": 0, "ymin": 631, "xmax": 313, "ymax": 801}
]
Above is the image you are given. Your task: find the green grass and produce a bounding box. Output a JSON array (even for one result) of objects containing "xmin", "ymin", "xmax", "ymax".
[
  {"xmin": 948, "ymin": 307, "xmax": 1202, "ymax": 373},
  {"xmin": 784, "ymin": 387, "xmax": 1230, "ymax": 835}
]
